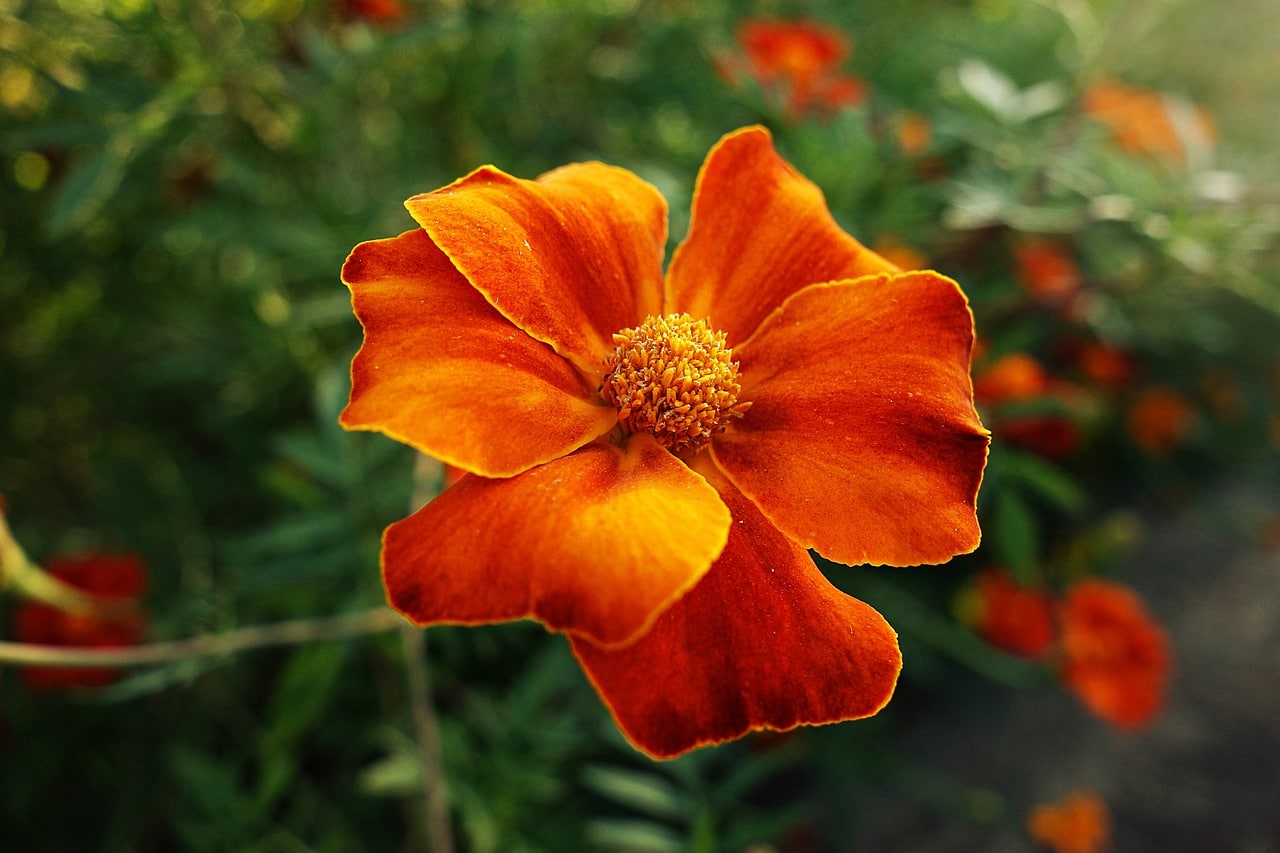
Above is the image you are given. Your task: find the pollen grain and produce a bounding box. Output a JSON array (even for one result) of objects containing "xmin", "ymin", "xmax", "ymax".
[{"xmin": 600, "ymin": 313, "xmax": 750, "ymax": 454}]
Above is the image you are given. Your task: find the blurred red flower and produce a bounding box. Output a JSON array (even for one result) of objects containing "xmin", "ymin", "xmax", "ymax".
[
  {"xmin": 338, "ymin": 0, "xmax": 406, "ymax": 25},
  {"xmin": 1058, "ymin": 579, "xmax": 1171, "ymax": 730},
  {"xmin": 971, "ymin": 567, "xmax": 1055, "ymax": 658},
  {"xmin": 13, "ymin": 554, "xmax": 147, "ymax": 690},
  {"xmin": 1027, "ymin": 789, "xmax": 1111, "ymax": 853},
  {"xmin": 733, "ymin": 20, "xmax": 867, "ymax": 118}
]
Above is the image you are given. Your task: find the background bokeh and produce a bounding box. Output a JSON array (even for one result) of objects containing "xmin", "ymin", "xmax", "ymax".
[{"xmin": 3, "ymin": 0, "xmax": 1278, "ymax": 850}]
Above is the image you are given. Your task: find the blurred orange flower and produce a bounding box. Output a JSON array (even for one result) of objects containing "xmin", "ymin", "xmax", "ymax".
[
  {"xmin": 1058, "ymin": 579, "xmax": 1171, "ymax": 730},
  {"xmin": 1015, "ymin": 238, "xmax": 1082, "ymax": 303},
  {"xmin": 1126, "ymin": 387, "xmax": 1196, "ymax": 454},
  {"xmin": 1072, "ymin": 342, "xmax": 1138, "ymax": 392},
  {"xmin": 975, "ymin": 352, "xmax": 1082, "ymax": 458},
  {"xmin": 13, "ymin": 554, "xmax": 147, "ymax": 690},
  {"xmin": 894, "ymin": 111, "xmax": 932, "ymax": 156},
  {"xmin": 971, "ymin": 567, "xmax": 1055, "ymax": 658},
  {"xmin": 733, "ymin": 20, "xmax": 868, "ymax": 118},
  {"xmin": 1027, "ymin": 789, "xmax": 1111, "ymax": 853},
  {"xmin": 341, "ymin": 126, "xmax": 989, "ymax": 757},
  {"xmin": 1083, "ymin": 79, "xmax": 1216, "ymax": 165}
]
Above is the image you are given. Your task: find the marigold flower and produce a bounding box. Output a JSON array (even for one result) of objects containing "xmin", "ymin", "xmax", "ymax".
[
  {"xmin": 1058, "ymin": 579, "xmax": 1170, "ymax": 730},
  {"xmin": 13, "ymin": 554, "xmax": 147, "ymax": 690},
  {"xmin": 970, "ymin": 567, "xmax": 1055, "ymax": 658},
  {"xmin": 1027, "ymin": 789, "xmax": 1111, "ymax": 853},
  {"xmin": 1083, "ymin": 79, "xmax": 1216, "ymax": 165},
  {"xmin": 341, "ymin": 126, "xmax": 989, "ymax": 757},
  {"xmin": 733, "ymin": 20, "xmax": 868, "ymax": 118}
]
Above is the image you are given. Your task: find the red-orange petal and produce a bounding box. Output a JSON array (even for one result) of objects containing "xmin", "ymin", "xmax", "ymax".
[
  {"xmin": 340, "ymin": 229, "xmax": 617, "ymax": 478},
  {"xmin": 665, "ymin": 126, "xmax": 896, "ymax": 346},
  {"xmin": 404, "ymin": 162, "xmax": 667, "ymax": 376},
  {"xmin": 572, "ymin": 458, "xmax": 902, "ymax": 759},
  {"xmin": 712, "ymin": 271, "xmax": 989, "ymax": 567},
  {"xmin": 382, "ymin": 435, "xmax": 730, "ymax": 647}
]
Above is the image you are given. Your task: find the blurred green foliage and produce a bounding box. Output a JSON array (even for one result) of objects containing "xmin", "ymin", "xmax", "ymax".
[{"xmin": 2, "ymin": 0, "xmax": 1278, "ymax": 849}]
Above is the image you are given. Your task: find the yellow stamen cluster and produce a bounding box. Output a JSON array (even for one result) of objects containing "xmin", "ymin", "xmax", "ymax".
[{"xmin": 600, "ymin": 313, "xmax": 751, "ymax": 454}]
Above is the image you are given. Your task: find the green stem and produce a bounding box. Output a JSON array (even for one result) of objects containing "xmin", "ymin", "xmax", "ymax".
[
  {"xmin": 0, "ymin": 509, "xmax": 134, "ymax": 619},
  {"xmin": 0, "ymin": 608, "xmax": 403, "ymax": 668}
]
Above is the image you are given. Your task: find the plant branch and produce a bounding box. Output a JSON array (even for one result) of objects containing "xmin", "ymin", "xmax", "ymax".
[{"xmin": 0, "ymin": 607, "xmax": 404, "ymax": 668}]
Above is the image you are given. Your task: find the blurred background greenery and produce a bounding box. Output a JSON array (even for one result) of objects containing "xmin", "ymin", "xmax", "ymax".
[{"xmin": 2, "ymin": 0, "xmax": 1278, "ymax": 850}]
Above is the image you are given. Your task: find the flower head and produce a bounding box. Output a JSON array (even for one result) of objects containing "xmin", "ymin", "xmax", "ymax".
[
  {"xmin": 342, "ymin": 126, "xmax": 988, "ymax": 757},
  {"xmin": 1058, "ymin": 579, "xmax": 1171, "ymax": 730},
  {"xmin": 13, "ymin": 553, "xmax": 147, "ymax": 690},
  {"xmin": 1083, "ymin": 79, "xmax": 1216, "ymax": 165},
  {"xmin": 732, "ymin": 20, "xmax": 868, "ymax": 118},
  {"xmin": 1027, "ymin": 789, "xmax": 1111, "ymax": 853},
  {"xmin": 970, "ymin": 567, "xmax": 1055, "ymax": 658}
]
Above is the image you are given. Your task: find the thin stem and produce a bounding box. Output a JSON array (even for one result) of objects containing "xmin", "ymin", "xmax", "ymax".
[
  {"xmin": 0, "ymin": 510, "xmax": 133, "ymax": 618},
  {"xmin": 0, "ymin": 607, "xmax": 403, "ymax": 668},
  {"xmin": 401, "ymin": 625, "xmax": 455, "ymax": 853}
]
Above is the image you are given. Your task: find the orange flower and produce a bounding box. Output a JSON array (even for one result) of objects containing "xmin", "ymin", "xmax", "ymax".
[
  {"xmin": 13, "ymin": 554, "xmax": 147, "ymax": 690},
  {"xmin": 341, "ymin": 126, "xmax": 989, "ymax": 757},
  {"xmin": 1126, "ymin": 387, "xmax": 1196, "ymax": 454},
  {"xmin": 971, "ymin": 567, "xmax": 1055, "ymax": 658},
  {"xmin": 894, "ymin": 111, "xmax": 932, "ymax": 156},
  {"xmin": 974, "ymin": 352, "xmax": 1082, "ymax": 458},
  {"xmin": 1015, "ymin": 238, "xmax": 1082, "ymax": 303},
  {"xmin": 1083, "ymin": 79, "xmax": 1216, "ymax": 165},
  {"xmin": 734, "ymin": 20, "xmax": 868, "ymax": 118},
  {"xmin": 1027, "ymin": 790, "xmax": 1111, "ymax": 853},
  {"xmin": 1072, "ymin": 342, "xmax": 1138, "ymax": 392},
  {"xmin": 1058, "ymin": 579, "xmax": 1170, "ymax": 730}
]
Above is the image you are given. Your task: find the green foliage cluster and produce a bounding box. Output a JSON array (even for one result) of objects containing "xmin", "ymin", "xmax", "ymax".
[{"xmin": 2, "ymin": 0, "xmax": 1278, "ymax": 849}]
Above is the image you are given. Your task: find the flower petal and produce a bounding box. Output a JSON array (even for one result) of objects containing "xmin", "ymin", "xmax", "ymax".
[
  {"xmin": 712, "ymin": 271, "xmax": 989, "ymax": 567},
  {"xmin": 404, "ymin": 162, "xmax": 667, "ymax": 376},
  {"xmin": 572, "ymin": 458, "xmax": 901, "ymax": 759},
  {"xmin": 665, "ymin": 125, "xmax": 896, "ymax": 345},
  {"xmin": 382, "ymin": 434, "xmax": 730, "ymax": 647},
  {"xmin": 340, "ymin": 229, "xmax": 617, "ymax": 478}
]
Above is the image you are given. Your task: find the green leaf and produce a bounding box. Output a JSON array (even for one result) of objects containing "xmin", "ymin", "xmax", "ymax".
[
  {"xmin": 991, "ymin": 491, "xmax": 1040, "ymax": 580},
  {"xmin": 581, "ymin": 765, "xmax": 691, "ymax": 822}
]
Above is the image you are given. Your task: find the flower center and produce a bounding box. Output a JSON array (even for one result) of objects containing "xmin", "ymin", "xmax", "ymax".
[{"xmin": 600, "ymin": 313, "xmax": 751, "ymax": 454}]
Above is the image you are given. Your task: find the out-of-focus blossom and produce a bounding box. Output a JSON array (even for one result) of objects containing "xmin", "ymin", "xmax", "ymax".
[
  {"xmin": 1083, "ymin": 79, "xmax": 1216, "ymax": 165},
  {"xmin": 13, "ymin": 554, "xmax": 147, "ymax": 690},
  {"xmin": 1126, "ymin": 387, "xmax": 1197, "ymax": 454},
  {"xmin": 1058, "ymin": 579, "xmax": 1171, "ymax": 730},
  {"xmin": 975, "ymin": 352, "xmax": 1082, "ymax": 458},
  {"xmin": 731, "ymin": 20, "xmax": 868, "ymax": 119},
  {"xmin": 894, "ymin": 111, "xmax": 932, "ymax": 156},
  {"xmin": 338, "ymin": 0, "xmax": 406, "ymax": 25},
  {"xmin": 970, "ymin": 567, "xmax": 1055, "ymax": 658},
  {"xmin": 1070, "ymin": 342, "xmax": 1139, "ymax": 392},
  {"xmin": 1027, "ymin": 789, "xmax": 1111, "ymax": 853},
  {"xmin": 1015, "ymin": 238, "xmax": 1082, "ymax": 303}
]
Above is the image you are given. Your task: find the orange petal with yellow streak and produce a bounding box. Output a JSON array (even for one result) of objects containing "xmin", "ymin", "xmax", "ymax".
[
  {"xmin": 404, "ymin": 162, "xmax": 667, "ymax": 377},
  {"xmin": 382, "ymin": 435, "xmax": 731, "ymax": 647},
  {"xmin": 665, "ymin": 125, "xmax": 896, "ymax": 346},
  {"xmin": 340, "ymin": 229, "xmax": 616, "ymax": 478},
  {"xmin": 713, "ymin": 271, "xmax": 989, "ymax": 567},
  {"xmin": 572, "ymin": 457, "xmax": 902, "ymax": 759}
]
